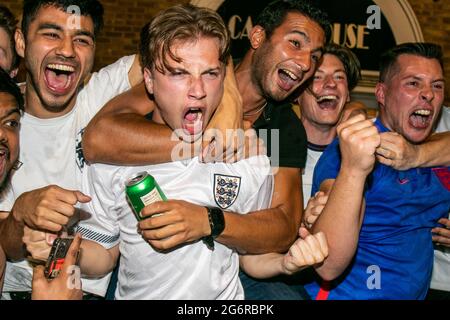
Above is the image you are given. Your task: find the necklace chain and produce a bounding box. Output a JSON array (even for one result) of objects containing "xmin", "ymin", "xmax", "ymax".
[{"xmin": 244, "ymin": 101, "xmax": 268, "ymax": 117}]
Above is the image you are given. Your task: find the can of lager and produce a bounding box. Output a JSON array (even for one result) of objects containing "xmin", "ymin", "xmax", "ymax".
[{"xmin": 125, "ymin": 172, "xmax": 167, "ymax": 221}]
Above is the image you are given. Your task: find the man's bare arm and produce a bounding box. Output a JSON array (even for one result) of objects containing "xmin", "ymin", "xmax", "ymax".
[
  {"xmin": 311, "ymin": 178, "xmax": 365, "ymax": 281},
  {"xmin": 377, "ymin": 131, "xmax": 450, "ymax": 170},
  {"xmin": 83, "ymin": 59, "xmax": 243, "ymax": 165},
  {"xmin": 239, "ymin": 228, "xmax": 328, "ymax": 278},
  {"xmin": 219, "ymin": 167, "xmax": 302, "ymax": 254},
  {"xmin": 78, "ymin": 241, "xmax": 120, "ymax": 278},
  {"xmin": 311, "ymin": 115, "xmax": 379, "ymax": 281},
  {"xmin": 82, "ymin": 83, "xmax": 178, "ymax": 165}
]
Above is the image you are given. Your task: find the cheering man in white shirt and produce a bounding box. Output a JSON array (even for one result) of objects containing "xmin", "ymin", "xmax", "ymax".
[
  {"xmin": 24, "ymin": 4, "xmax": 328, "ymax": 300},
  {"xmin": 78, "ymin": 4, "xmax": 272, "ymax": 299}
]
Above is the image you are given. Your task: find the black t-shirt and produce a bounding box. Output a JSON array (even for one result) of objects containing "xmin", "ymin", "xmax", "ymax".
[{"xmin": 252, "ymin": 100, "xmax": 307, "ymax": 168}]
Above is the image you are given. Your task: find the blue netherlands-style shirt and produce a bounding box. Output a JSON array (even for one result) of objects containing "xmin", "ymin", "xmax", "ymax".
[{"xmin": 305, "ymin": 118, "xmax": 450, "ymax": 300}]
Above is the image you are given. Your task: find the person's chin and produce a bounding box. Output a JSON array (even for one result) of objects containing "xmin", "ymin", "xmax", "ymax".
[{"xmin": 41, "ymin": 93, "xmax": 76, "ymax": 113}]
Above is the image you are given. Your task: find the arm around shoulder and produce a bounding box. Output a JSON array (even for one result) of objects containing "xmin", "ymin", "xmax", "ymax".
[
  {"xmin": 82, "ymin": 83, "xmax": 179, "ymax": 165},
  {"xmin": 416, "ymin": 132, "xmax": 450, "ymax": 167}
]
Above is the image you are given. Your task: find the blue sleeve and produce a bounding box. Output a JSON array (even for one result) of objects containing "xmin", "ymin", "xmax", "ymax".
[{"xmin": 311, "ymin": 138, "xmax": 342, "ymax": 195}]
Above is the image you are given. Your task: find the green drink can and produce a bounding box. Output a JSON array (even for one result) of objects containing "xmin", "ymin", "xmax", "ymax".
[{"xmin": 125, "ymin": 172, "xmax": 167, "ymax": 221}]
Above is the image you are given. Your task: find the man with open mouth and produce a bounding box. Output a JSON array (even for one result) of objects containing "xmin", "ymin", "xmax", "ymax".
[
  {"xmin": 296, "ymin": 43, "xmax": 361, "ymax": 208},
  {"xmin": 81, "ymin": 0, "xmax": 331, "ymax": 300},
  {"xmin": 0, "ymin": 0, "xmax": 145, "ymax": 300},
  {"xmin": 37, "ymin": 4, "xmax": 274, "ymax": 300},
  {"xmin": 0, "ymin": 68, "xmax": 23, "ymax": 294},
  {"xmin": 42, "ymin": 4, "xmax": 328, "ymax": 300},
  {"xmin": 303, "ymin": 42, "xmax": 449, "ymax": 300},
  {"xmin": 0, "ymin": 0, "xmax": 241, "ymax": 301}
]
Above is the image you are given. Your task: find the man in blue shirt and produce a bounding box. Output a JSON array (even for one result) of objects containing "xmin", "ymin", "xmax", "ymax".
[{"xmin": 305, "ymin": 42, "xmax": 450, "ymax": 299}]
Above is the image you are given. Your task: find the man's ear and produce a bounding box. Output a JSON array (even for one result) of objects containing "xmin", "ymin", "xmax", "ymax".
[
  {"xmin": 375, "ymin": 82, "xmax": 386, "ymax": 107},
  {"xmin": 143, "ymin": 67, "xmax": 154, "ymax": 95},
  {"xmin": 15, "ymin": 29, "xmax": 25, "ymax": 58},
  {"xmin": 249, "ymin": 25, "xmax": 266, "ymax": 50}
]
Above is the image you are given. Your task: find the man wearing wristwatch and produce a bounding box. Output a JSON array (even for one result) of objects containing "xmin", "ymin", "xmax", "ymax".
[{"xmin": 22, "ymin": 4, "xmax": 284, "ymax": 299}]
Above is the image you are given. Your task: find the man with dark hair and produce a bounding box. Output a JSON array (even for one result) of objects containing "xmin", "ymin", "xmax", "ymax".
[
  {"xmin": 0, "ymin": 68, "xmax": 24, "ymax": 293},
  {"xmin": 373, "ymin": 43, "xmax": 450, "ymax": 171},
  {"xmin": 0, "ymin": 0, "xmax": 144, "ymax": 300},
  {"xmin": 0, "ymin": 60, "xmax": 83, "ymax": 301},
  {"xmin": 0, "ymin": 5, "xmax": 20, "ymax": 77},
  {"xmin": 80, "ymin": 0, "xmax": 330, "ymax": 299},
  {"xmin": 226, "ymin": 0, "xmax": 329, "ymax": 299},
  {"xmin": 297, "ymin": 43, "xmax": 361, "ymax": 207},
  {"xmin": 21, "ymin": 0, "xmax": 104, "ymax": 39},
  {"xmin": 254, "ymin": 0, "xmax": 331, "ymax": 45},
  {"xmin": 304, "ymin": 42, "xmax": 449, "ymax": 299},
  {"xmin": 26, "ymin": 4, "xmax": 327, "ymax": 299},
  {"xmin": 0, "ymin": 0, "xmax": 240, "ymax": 300}
]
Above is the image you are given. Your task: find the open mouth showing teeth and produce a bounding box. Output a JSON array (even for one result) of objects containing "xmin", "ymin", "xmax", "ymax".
[
  {"xmin": 183, "ymin": 108, "xmax": 203, "ymax": 135},
  {"xmin": 317, "ymin": 95, "xmax": 338, "ymax": 103},
  {"xmin": 44, "ymin": 64, "xmax": 76, "ymax": 94},
  {"xmin": 278, "ymin": 69, "xmax": 300, "ymax": 92},
  {"xmin": 316, "ymin": 95, "xmax": 338, "ymax": 109},
  {"xmin": 280, "ymin": 69, "xmax": 299, "ymax": 81},
  {"xmin": 410, "ymin": 109, "xmax": 432, "ymax": 128}
]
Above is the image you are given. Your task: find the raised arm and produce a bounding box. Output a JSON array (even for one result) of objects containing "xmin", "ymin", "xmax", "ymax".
[
  {"xmin": 83, "ymin": 59, "xmax": 243, "ymax": 165},
  {"xmin": 311, "ymin": 115, "xmax": 379, "ymax": 281},
  {"xmin": 82, "ymin": 82, "xmax": 177, "ymax": 165}
]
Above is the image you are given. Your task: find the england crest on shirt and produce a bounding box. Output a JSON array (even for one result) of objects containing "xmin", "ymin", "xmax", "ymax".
[{"xmin": 214, "ymin": 174, "xmax": 241, "ymax": 209}]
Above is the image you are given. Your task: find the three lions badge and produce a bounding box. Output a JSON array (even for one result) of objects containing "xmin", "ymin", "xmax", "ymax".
[{"xmin": 214, "ymin": 174, "xmax": 241, "ymax": 209}]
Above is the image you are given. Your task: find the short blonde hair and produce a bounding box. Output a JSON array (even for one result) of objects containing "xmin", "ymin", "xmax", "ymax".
[{"xmin": 140, "ymin": 4, "xmax": 230, "ymax": 73}]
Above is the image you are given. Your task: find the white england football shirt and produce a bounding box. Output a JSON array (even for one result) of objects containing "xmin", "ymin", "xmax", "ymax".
[
  {"xmin": 0, "ymin": 55, "xmax": 135, "ymax": 297},
  {"xmin": 79, "ymin": 155, "xmax": 273, "ymax": 300}
]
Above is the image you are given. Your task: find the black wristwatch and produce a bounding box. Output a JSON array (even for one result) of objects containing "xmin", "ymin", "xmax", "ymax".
[{"xmin": 203, "ymin": 207, "xmax": 225, "ymax": 249}]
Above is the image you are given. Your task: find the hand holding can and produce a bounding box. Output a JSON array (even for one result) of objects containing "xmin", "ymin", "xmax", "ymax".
[{"xmin": 126, "ymin": 172, "xmax": 167, "ymax": 221}]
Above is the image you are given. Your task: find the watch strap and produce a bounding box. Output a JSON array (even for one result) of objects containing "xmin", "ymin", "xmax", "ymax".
[{"xmin": 202, "ymin": 207, "xmax": 225, "ymax": 249}]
